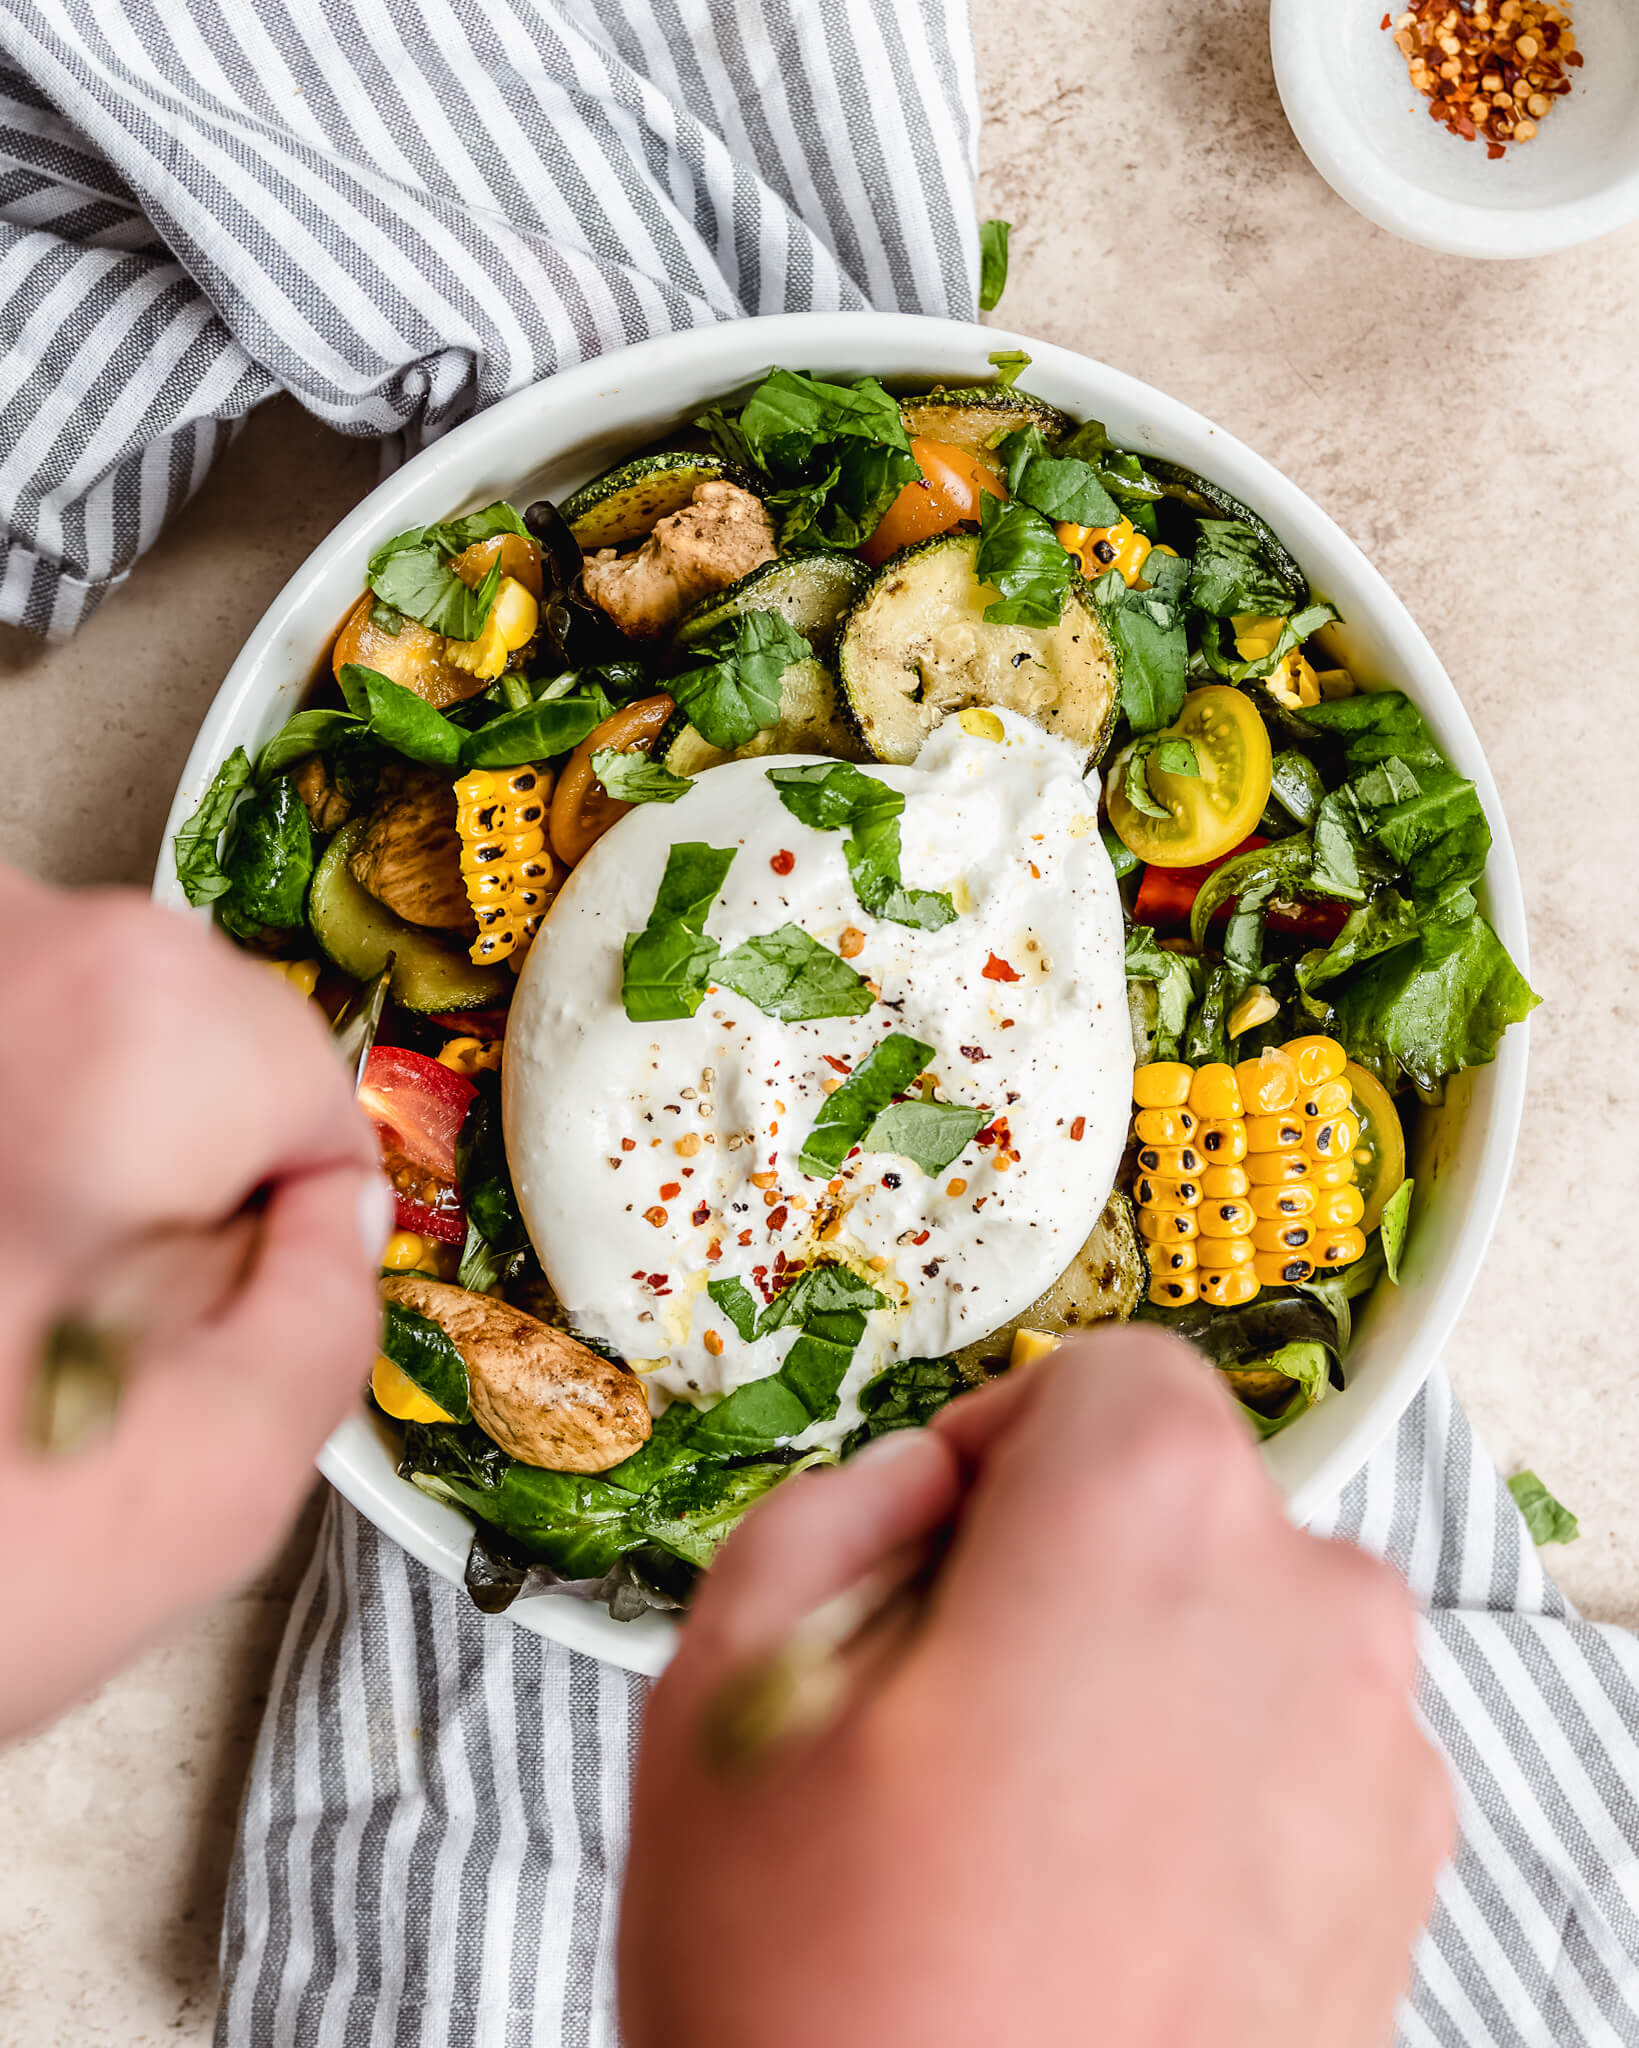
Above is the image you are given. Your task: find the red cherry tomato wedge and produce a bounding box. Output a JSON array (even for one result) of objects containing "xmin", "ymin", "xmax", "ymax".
[
  {"xmin": 357, "ymin": 1045, "xmax": 476, "ymax": 1245},
  {"xmin": 1134, "ymin": 837, "xmax": 1350, "ymax": 945}
]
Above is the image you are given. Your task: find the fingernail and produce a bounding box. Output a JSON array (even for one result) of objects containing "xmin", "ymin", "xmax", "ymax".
[
  {"xmin": 848, "ymin": 1427, "xmax": 928, "ymax": 1470},
  {"xmin": 356, "ymin": 1173, "xmax": 397, "ymax": 1262}
]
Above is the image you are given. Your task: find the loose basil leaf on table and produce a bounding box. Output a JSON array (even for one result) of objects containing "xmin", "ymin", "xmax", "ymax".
[{"xmin": 978, "ymin": 217, "xmax": 1011, "ymax": 311}]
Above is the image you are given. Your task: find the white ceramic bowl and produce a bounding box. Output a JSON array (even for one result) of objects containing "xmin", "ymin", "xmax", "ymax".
[
  {"xmin": 1271, "ymin": 0, "xmax": 1639, "ymax": 258},
  {"xmin": 154, "ymin": 313, "xmax": 1529, "ymax": 1676}
]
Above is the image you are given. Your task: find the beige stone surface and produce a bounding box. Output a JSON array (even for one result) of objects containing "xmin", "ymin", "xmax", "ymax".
[{"xmin": 2, "ymin": 4, "xmax": 1636, "ymax": 2038}]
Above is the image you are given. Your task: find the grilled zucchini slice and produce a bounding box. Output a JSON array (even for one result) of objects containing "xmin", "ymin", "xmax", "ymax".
[
  {"xmin": 837, "ymin": 532, "xmax": 1120, "ymax": 765},
  {"xmin": 899, "ymin": 386, "xmax": 1071, "ymax": 456},
  {"xmin": 661, "ymin": 554, "xmax": 871, "ymax": 775},
  {"xmin": 1147, "ymin": 459, "xmax": 1309, "ymax": 607},
  {"xmin": 310, "ymin": 822, "xmax": 511, "ymax": 1013},
  {"xmin": 950, "ymin": 1193, "xmax": 1147, "ymax": 1377},
  {"xmin": 562, "ymin": 453, "xmax": 753, "ymax": 551}
]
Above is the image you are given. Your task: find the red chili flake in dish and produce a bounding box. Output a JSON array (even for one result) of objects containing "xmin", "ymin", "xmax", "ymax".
[
  {"xmin": 631, "ymin": 1269, "xmax": 647, "ymax": 1281},
  {"xmin": 910, "ymin": 1229, "xmax": 931, "ymax": 1246},
  {"xmin": 692, "ymin": 1202, "xmax": 710, "ymax": 1226},
  {"xmin": 643, "ymin": 1207, "xmax": 667, "ymax": 1227},
  {"xmin": 1070, "ymin": 1116, "xmax": 1086, "ymax": 1141},
  {"xmin": 659, "ymin": 1181, "xmax": 682, "ymax": 1200},
  {"xmin": 982, "ymin": 952, "xmax": 1021, "ymax": 982},
  {"xmin": 767, "ymin": 1205, "xmax": 789, "ymax": 1230},
  {"xmin": 998, "ymin": 1018, "xmax": 1015, "ymax": 1029},
  {"xmin": 647, "ymin": 1272, "xmax": 667, "ymax": 1288},
  {"xmin": 959, "ymin": 1044, "xmax": 990, "ymax": 1062},
  {"xmin": 738, "ymin": 1229, "xmax": 753, "ymax": 1246},
  {"xmin": 822, "ymin": 1053, "xmax": 852, "ymax": 1075},
  {"xmin": 621, "ymin": 1137, "xmax": 636, "ymax": 1152},
  {"xmin": 1380, "ymin": 10, "xmax": 1390, "ymax": 26},
  {"xmin": 770, "ymin": 849, "xmax": 795, "ymax": 876},
  {"xmin": 706, "ymin": 1239, "xmax": 723, "ymax": 1262}
]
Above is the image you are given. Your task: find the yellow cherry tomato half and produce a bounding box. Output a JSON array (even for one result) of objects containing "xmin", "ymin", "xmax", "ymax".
[
  {"xmin": 1106, "ymin": 685, "xmax": 1273, "ymax": 869},
  {"xmin": 371, "ymin": 1352, "xmax": 454, "ymax": 1425},
  {"xmin": 1342, "ymin": 1062, "xmax": 1407, "ymax": 1235},
  {"xmin": 859, "ymin": 436, "xmax": 1006, "ymax": 566}
]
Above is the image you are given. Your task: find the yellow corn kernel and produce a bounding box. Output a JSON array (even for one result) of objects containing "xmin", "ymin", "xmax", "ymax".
[
  {"xmin": 957, "ymin": 706, "xmax": 1006, "ymax": 743},
  {"xmin": 1253, "ymin": 1250, "xmax": 1316, "ymax": 1288},
  {"xmin": 1201, "ymin": 1163, "xmax": 1249, "ymax": 1200},
  {"xmin": 1137, "ymin": 1206, "xmax": 1198, "ymax": 1243},
  {"xmin": 371, "ymin": 1352, "xmax": 454, "ymax": 1425},
  {"xmin": 1009, "ymin": 1327, "xmax": 1060, "ymax": 1370},
  {"xmin": 1149, "ymin": 1271, "xmax": 1199, "ymax": 1307},
  {"xmin": 1059, "ymin": 515, "xmax": 1153, "ymax": 587},
  {"xmin": 1228, "ymin": 985, "xmax": 1280, "ymax": 1038},
  {"xmin": 1246, "ymin": 1150, "xmax": 1311, "ymax": 1186},
  {"xmin": 1312, "ymin": 1157, "xmax": 1354, "ymax": 1188},
  {"xmin": 491, "ymin": 576, "xmax": 540, "ymax": 652},
  {"xmin": 1188, "ymin": 1063, "xmax": 1242, "ymax": 1120},
  {"xmin": 1253, "ymin": 1216, "xmax": 1315, "ymax": 1255},
  {"xmin": 1250, "ymin": 1183, "xmax": 1316, "ymax": 1221},
  {"xmin": 1197, "ymin": 1235, "xmax": 1256, "ymax": 1270},
  {"xmin": 1199, "ymin": 1267, "xmax": 1259, "ymax": 1307},
  {"xmin": 1313, "ymin": 1184, "xmax": 1365, "ymax": 1230},
  {"xmin": 1150, "ymin": 1241, "xmax": 1197, "ymax": 1275},
  {"xmin": 1231, "ymin": 613, "xmax": 1285, "ymax": 661},
  {"xmin": 1133, "ymin": 1141, "xmax": 1203, "ymax": 1178},
  {"xmin": 1264, "ymin": 648, "xmax": 1322, "ymax": 712},
  {"xmin": 1133, "ymin": 1106, "xmax": 1197, "ymax": 1146},
  {"xmin": 1283, "ymin": 1036, "xmax": 1347, "ymax": 1087},
  {"xmin": 438, "ymin": 1035, "xmax": 503, "ymax": 1077},
  {"xmin": 382, "ymin": 1231, "xmax": 433, "ymax": 1272},
  {"xmin": 1134, "ymin": 1061, "xmax": 1193, "ymax": 1109},
  {"xmin": 1195, "ymin": 1119, "xmax": 1248, "ymax": 1164},
  {"xmin": 472, "ymin": 925, "xmax": 519, "ymax": 963},
  {"xmin": 1198, "ymin": 1197, "xmax": 1254, "ymax": 1238},
  {"xmin": 1299, "ymin": 1079, "xmax": 1352, "ymax": 1121},
  {"xmin": 1236, "ymin": 1049, "xmax": 1299, "ymax": 1114},
  {"xmin": 1245, "ymin": 1111, "xmax": 1304, "ymax": 1152},
  {"xmin": 1304, "ymin": 1113, "xmax": 1360, "ymax": 1163},
  {"xmin": 1312, "ymin": 1226, "xmax": 1367, "ymax": 1270},
  {"xmin": 1134, "ymin": 1173, "xmax": 1202, "ymax": 1209}
]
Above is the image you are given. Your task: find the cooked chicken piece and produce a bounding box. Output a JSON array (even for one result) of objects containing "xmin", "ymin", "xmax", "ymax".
[
  {"xmin": 581, "ymin": 480, "xmax": 776, "ymax": 639},
  {"xmin": 382, "ymin": 1274, "xmax": 652, "ymax": 1473},
  {"xmin": 348, "ymin": 761, "xmax": 471, "ymax": 930},
  {"xmin": 292, "ymin": 752, "xmax": 351, "ymax": 834}
]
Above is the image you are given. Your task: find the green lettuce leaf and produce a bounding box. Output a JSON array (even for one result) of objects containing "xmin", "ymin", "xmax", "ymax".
[
  {"xmin": 1330, "ymin": 912, "xmax": 1540, "ymax": 1090},
  {"xmin": 1507, "ymin": 1471, "xmax": 1579, "ymax": 1546}
]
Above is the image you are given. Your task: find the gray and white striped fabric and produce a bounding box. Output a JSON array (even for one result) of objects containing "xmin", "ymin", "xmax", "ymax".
[{"xmin": 4, "ymin": 5, "xmax": 1636, "ymax": 2044}]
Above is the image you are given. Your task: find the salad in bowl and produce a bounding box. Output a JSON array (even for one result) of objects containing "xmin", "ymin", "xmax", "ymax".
[{"xmin": 171, "ymin": 342, "xmax": 1537, "ymax": 1631}]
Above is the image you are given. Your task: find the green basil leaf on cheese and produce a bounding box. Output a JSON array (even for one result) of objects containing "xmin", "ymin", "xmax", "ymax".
[
  {"xmin": 591, "ymin": 748, "xmax": 692, "ymax": 805},
  {"xmin": 670, "ymin": 609, "xmax": 814, "ymax": 752},
  {"xmin": 978, "ymin": 217, "xmax": 1011, "ymax": 311},
  {"xmin": 796, "ymin": 1030, "xmax": 934, "ymax": 1178},
  {"xmin": 173, "ymin": 747, "xmax": 253, "ymax": 906},
  {"xmin": 620, "ymin": 842, "xmax": 737, "ymax": 1022},
  {"xmin": 714, "ymin": 924, "xmax": 875, "ymax": 1022},
  {"xmin": 860, "ymin": 1098, "xmax": 986, "ymax": 1178},
  {"xmin": 766, "ymin": 762, "xmax": 955, "ymax": 932},
  {"xmin": 706, "ymin": 1277, "xmax": 759, "ymax": 1344},
  {"xmin": 974, "ymin": 492, "xmax": 1074, "ymax": 628}
]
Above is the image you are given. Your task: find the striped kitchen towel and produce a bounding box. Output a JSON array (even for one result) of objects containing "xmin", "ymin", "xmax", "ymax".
[{"xmin": 3, "ymin": 5, "xmax": 1635, "ymax": 2045}]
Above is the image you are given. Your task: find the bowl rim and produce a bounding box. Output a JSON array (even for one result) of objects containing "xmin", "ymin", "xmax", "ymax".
[
  {"xmin": 1269, "ymin": 0, "xmax": 1639, "ymax": 258},
  {"xmin": 152, "ymin": 309, "xmax": 1530, "ymax": 1676}
]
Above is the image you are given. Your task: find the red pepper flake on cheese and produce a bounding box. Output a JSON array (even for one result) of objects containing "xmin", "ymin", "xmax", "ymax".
[
  {"xmin": 1070, "ymin": 1116, "xmax": 1086, "ymax": 1141},
  {"xmin": 692, "ymin": 1202, "xmax": 710, "ymax": 1226},
  {"xmin": 982, "ymin": 951, "xmax": 1021, "ymax": 982},
  {"xmin": 770, "ymin": 849, "xmax": 795, "ymax": 876}
]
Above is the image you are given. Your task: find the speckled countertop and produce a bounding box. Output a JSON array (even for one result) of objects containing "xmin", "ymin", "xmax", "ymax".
[{"xmin": 2, "ymin": 4, "xmax": 1637, "ymax": 2038}]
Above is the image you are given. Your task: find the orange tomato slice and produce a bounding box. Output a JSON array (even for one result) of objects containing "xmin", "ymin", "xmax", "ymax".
[{"xmin": 859, "ymin": 437, "xmax": 1006, "ymax": 566}]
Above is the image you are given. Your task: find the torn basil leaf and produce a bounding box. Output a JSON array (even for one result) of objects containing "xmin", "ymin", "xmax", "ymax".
[
  {"xmin": 714, "ymin": 924, "xmax": 875, "ymax": 1022},
  {"xmin": 995, "ymin": 426, "xmax": 1120, "ymax": 530},
  {"xmin": 670, "ymin": 609, "xmax": 813, "ymax": 752},
  {"xmin": 620, "ymin": 842, "xmax": 737, "ymax": 1022},
  {"xmin": 767, "ymin": 763, "xmax": 955, "ymax": 931},
  {"xmin": 706, "ymin": 1277, "xmax": 759, "ymax": 1344},
  {"xmin": 1378, "ymin": 1179, "xmax": 1414, "ymax": 1284},
  {"xmin": 1187, "ymin": 518, "xmax": 1307, "ymax": 618},
  {"xmin": 366, "ymin": 514, "xmax": 508, "ymax": 640},
  {"xmin": 1507, "ymin": 1471, "xmax": 1579, "ymax": 1547},
  {"xmin": 254, "ymin": 707, "xmax": 361, "ymax": 783},
  {"xmin": 861, "ymin": 1097, "xmax": 986, "ymax": 1177},
  {"xmin": 590, "ymin": 749, "xmax": 690, "ymax": 805},
  {"xmin": 382, "ymin": 1301, "xmax": 470, "ymax": 1424},
  {"xmin": 978, "ymin": 217, "xmax": 1011, "ymax": 311},
  {"xmin": 1095, "ymin": 554, "xmax": 1190, "ymax": 733},
  {"xmin": 796, "ymin": 1030, "xmax": 934, "ymax": 1177},
  {"xmin": 218, "ymin": 774, "xmax": 314, "ymax": 937},
  {"xmin": 173, "ymin": 747, "xmax": 253, "ymax": 906},
  {"xmin": 975, "ymin": 492, "xmax": 1074, "ymax": 628},
  {"xmin": 462, "ymin": 693, "xmax": 604, "ymax": 768},
  {"xmin": 338, "ymin": 663, "xmax": 466, "ymax": 768}
]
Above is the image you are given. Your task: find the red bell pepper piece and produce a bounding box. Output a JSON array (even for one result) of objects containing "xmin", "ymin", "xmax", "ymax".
[
  {"xmin": 1134, "ymin": 837, "xmax": 1350, "ymax": 946},
  {"xmin": 357, "ymin": 1045, "xmax": 477, "ymax": 1245}
]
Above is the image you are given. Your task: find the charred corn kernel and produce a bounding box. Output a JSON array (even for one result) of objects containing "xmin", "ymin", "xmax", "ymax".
[
  {"xmin": 1312, "ymin": 1226, "xmax": 1367, "ymax": 1270},
  {"xmin": 1253, "ymin": 1217, "xmax": 1315, "ymax": 1254},
  {"xmin": 1195, "ymin": 1119, "xmax": 1248, "ymax": 1163},
  {"xmin": 438, "ymin": 1034, "xmax": 502, "ymax": 1077},
  {"xmin": 1304, "ymin": 1113, "xmax": 1359, "ymax": 1162},
  {"xmin": 1151, "ymin": 1242, "xmax": 1197, "ymax": 1274},
  {"xmin": 1134, "ymin": 1061, "xmax": 1194, "ymax": 1109},
  {"xmin": 455, "ymin": 765, "xmax": 551, "ymax": 966},
  {"xmin": 1264, "ymin": 648, "xmax": 1322, "ymax": 713},
  {"xmin": 1134, "ymin": 1142, "xmax": 1203, "ymax": 1178},
  {"xmin": 382, "ymin": 1231, "xmax": 434, "ymax": 1272},
  {"xmin": 1254, "ymin": 1251, "xmax": 1315, "ymax": 1287},
  {"xmin": 1299, "ymin": 1079, "xmax": 1352, "ymax": 1121},
  {"xmin": 1134, "ymin": 1174, "xmax": 1202, "ymax": 1209},
  {"xmin": 1188, "ymin": 1063, "xmax": 1242, "ymax": 1120},
  {"xmin": 1313, "ymin": 1184, "xmax": 1365, "ymax": 1229},
  {"xmin": 1200, "ymin": 1266, "xmax": 1259, "ymax": 1307},
  {"xmin": 1245, "ymin": 1112, "xmax": 1304, "ymax": 1151},
  {"xmin": 956, "ymin": 706, "xmax": 1005, "ymax": 743},
  {"xmin": 1232, "ymin": 613, "xmax": 1284, "ymax": 661},
  {"xmin": 1133, "ymin": 1106, "xmax": 1197, "ymax": 1145},
  {"xmin": 1199, "ymin": 1198, "xmax": 1255, "ymax": 1238},
  {"xmin": 1250, "ymin": 1183, "xmax": 1316, "ymax": 1221},
  {"xmin": 1149, "ymin": 1270, "xmax": 1199, "ymax": 1307},
  {"xmin": 1283, "ymin": 1036, "xmax": 1347, "ymax": 1087},
  {"xmin": 1009, "ymin": 1328, "xmax": 1060, "ymax": 1369},
  {"xmin": 1197, "ymin": 1234, "xmax": 1255, "ymax": 1270},
  {"xmin": 1237, "ymin": 1050, "xmax": 1299, "ymax": 1114},
  {"xmin": 371, "ymin": 1352, "xmax": 454, "ymax": 1425},
  {"xmin": 1137, "ymin": 1206, "xmax": 1198, "ymax": 1243},
  {"xmin": 1228, "ymin": 985, "xmax": 1280, "ymax": 1038},
  {"xmin": 1246, "ymin": 1150, "xmax": 1312, "ymax": 1186},
  {"xmin": 1201, "ymin": 1163, "xmax": 1249, "ymax": 1200},
  {"xmin": 1058, "ymin": 515, "xmax": 1152, "ymax": 587}
]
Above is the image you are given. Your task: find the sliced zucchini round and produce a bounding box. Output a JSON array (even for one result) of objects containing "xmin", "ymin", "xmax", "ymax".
[
  {"xmin": 675, "ymin": 552, "xmax": 868, "ymax": 659},
  {"xmin": 899, "ymin": 387, "xmax": 1071, "ymax": 457},
  {"xmin": 837, "ymin": 532, "xmax": 1120, "ymax": 765},
  {"xmin": 562, "ymin": 453, "xmax": 753, "ymax": 552},
  {"xmin": 949, "ymin": 1193, "xmax": 1147, "ymax": 1377},
  {"xmin": 1147, "ymin": 459, "xmax": 1309, "ymax": 606},
  {"xmin": 310, "ymin": 822, "xmax": 511, "ymax": 1013}
]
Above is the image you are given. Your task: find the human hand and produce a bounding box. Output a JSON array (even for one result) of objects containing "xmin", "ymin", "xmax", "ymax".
[
  {"xmin": 622, "ymin": 1325, "xmax": 1452, "ymax": 2048},
  {"xmin": 0, "ymin": 867, "xmax": 391, "ymax": 1741}
]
